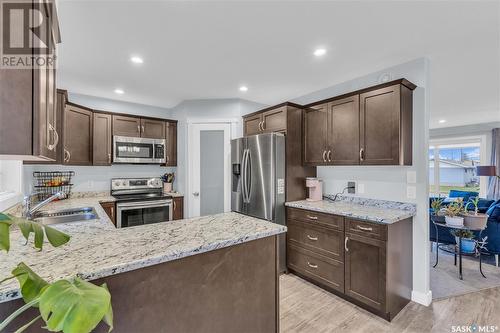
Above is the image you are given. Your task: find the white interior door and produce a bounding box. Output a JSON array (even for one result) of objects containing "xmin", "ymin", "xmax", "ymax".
[{"xmin": 188, "ymin": 123, "xmax": 231, "ymax": 218}]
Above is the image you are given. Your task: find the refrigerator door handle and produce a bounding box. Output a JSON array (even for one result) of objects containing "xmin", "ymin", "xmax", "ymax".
[
  {"xmin": 246, "ymin": 149, "xmax": 252, "ymax": 202},
  {"xmin": 241, "ymin": 149, "xmax": 248, "ymax": 203}
]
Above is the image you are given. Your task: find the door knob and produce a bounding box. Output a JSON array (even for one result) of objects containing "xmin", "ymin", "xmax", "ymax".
[{"xmin": 193, "ymin": 192, "xmax": 200, "ymax": 197}]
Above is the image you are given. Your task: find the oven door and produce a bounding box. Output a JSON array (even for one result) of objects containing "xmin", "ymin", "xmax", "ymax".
[
  {"xmin": 116, "ymin": 199, "xmax": 173, "ymax": 228},
  {"xmin": 113, "ymin": 136, "xmax": 165, "ymax": 164}
]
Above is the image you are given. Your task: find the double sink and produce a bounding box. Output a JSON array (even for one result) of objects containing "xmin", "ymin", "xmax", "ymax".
[{"xmin": 33, "ymin": 207, "xmax": 99, "ymax": 225}]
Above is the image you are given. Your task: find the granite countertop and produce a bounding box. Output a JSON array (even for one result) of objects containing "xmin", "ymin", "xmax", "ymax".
[
  {"xmin": 0, "ymin": 197, "xmax": 285, "ymax": 303},
  {"xmin": 285, "ymin": 198, "xmax": 416, "ymax": 224}
]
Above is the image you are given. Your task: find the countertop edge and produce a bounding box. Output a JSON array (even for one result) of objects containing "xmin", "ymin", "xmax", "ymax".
[{"xmin": 285, "ymin": 201, "xmax": 415, "ymax": 224}]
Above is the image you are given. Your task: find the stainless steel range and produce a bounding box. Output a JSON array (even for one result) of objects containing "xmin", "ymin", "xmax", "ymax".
[{"xmin": 111, "ymin": 177, "xmax": 172, "ymax": 228}]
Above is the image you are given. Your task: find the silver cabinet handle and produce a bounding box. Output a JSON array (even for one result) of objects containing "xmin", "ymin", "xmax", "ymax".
[
  {"xmin": 307, "ymin": 215, "xmax": 318, "ymax": 220},
  {"xmin": 137, "ymin": 125, "xmax": 141, "ymax": 133},
  {"xmin": 327, "ymin": 150, "xmax": 332, "ymax": 162},
  {"xmin": 307, "ymin": 235, "xmax": 318, "ymax": 241},
  {"xmin": 357, "ymin": 225, "xmax": 373, "ymax": 232},
  {"xmin": 345, "ymin": 236, "xmax": 349, "ymax": 252},
  {"xmin": 322, "ymin": 150, "xmax": 327, "ymax": 162},
  {"xmin": 108, "ymin": 153, "xmax": 112, "ymax": 164},
  {"xmin": 259, "ymin": 121, "xmax": 264, "ymax": 131},
  {"xmin": 173, "ymin": 200, "xmax": 176, "ymax": 211},
  {"xmin": 64, "ymin": 149, "xmax": 71, "ymax": 163},
  {"xmin": 193, "ymin": 192, "xmax": 200, "ymax": 197},
  {"xmin": 142, "ymin": 125, "xmax": 145, "ymax": 133},
  {"xmin": 47, "ymin": 124, "xmax": 59, "ymax": 151},
  {"xmin": 360, "ymin": 148, "xmax": 365, "ymax": 161},
  {"xmin": 307, "ymin": 262, "xmax": 318, "ymax": 269},
  {"xmin": 261, "ymin": 121, "xmax": 265, "ymax": 131}
]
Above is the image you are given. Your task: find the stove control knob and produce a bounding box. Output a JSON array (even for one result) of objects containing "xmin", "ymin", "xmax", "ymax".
[
  {"xmin": 122, "ymin": 181, "xmax": 127, "ymax": 186},
  {"xmin": 113, "ymin": 180, "xmax": 121, "ymax": 187}
]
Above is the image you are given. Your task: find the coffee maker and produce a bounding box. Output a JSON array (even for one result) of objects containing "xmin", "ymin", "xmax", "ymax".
[{"xmin": 306, "ymin": 177, "xmax": 322, "ymax": 201}]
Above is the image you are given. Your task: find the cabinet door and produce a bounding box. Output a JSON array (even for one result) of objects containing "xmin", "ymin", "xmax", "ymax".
[
  {"xmin": 262, "ymin": 107, "xmax": 286, "ymax": 133},
  {"xmin": 93, "ymin": 113, "xmax": 112, "ymax": 165},
  {"xmin": 172, "ymin": 197, "xmax": 184, "ymax": 220},
  {"xmin": 345, "ymin": 233, "xmax": 386, "ymax": 312},
  {"xmin": 327, "ymin": 96, "xmax": 360, "ymax": 165},
  {"xmin": 141, "ymin": 118, "xmax": 165, "ymax": 139},
  {"xmin": 100, "ymin": 202, "xmax": 116, "ymax": 225},
  {"xmin": 303, "ymin": 104, "xmax": 328, "ymax": 165},
  {"xmin": 243, "ymin": 114, "xmax": 262, "ymax": 136},
  {"xmin": 360, "ymin": 85, "xmax": 401, "ymax": 165},
  {"xmin": 112, "ymin": 115, "xmax": 141, "ymax": 137},
  {"xmin": 64, "ymin": 105, "xmax": 93, "ymax": 165},
  {"xmin": 165, "ymin": 122, "xmax": 177, "ymax": 166}
]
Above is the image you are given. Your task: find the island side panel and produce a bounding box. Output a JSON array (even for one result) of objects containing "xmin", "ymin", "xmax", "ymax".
[{"xmin": 0, "ymin": 235, "xmax": 279, "ymax": 333}]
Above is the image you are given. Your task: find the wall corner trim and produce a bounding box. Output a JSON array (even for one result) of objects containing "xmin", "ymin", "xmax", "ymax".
[{"xmin": 411, "ymin": 290, "xmax": 433, "ymax": 306}]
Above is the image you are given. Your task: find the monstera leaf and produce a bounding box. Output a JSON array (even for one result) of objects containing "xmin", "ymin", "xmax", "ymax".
[
  {"xmin": 39, "ymin": 278, "xmax": 113, "ymax": 333},
  {"xmin": 12, "ymin": 262, "xmax": 49, "ymax": 304},
  {"xmin": 0, "ymin": 214, "xmax": 70, "ymax": 252}
]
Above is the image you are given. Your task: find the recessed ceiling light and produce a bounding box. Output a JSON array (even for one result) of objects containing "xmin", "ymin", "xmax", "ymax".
[
  {"xmin": 239, "ymin": 86, "xmax": 248, "ymax": 92},
  {"xmin": 130, "ymin": 56, "xmax": 143, "ymax": 64},
  {"xmin": 438, "ymin": 119, "xmax": 446, "ymax": 124},
  {"xmin": 114, "ymin": 89, "xmax": 124, "ymax": 95},
  {"xmin": 313, "ymin": 48, "xmax": 327, "ymax": 57}
]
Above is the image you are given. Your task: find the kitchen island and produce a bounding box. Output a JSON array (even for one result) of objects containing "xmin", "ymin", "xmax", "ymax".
[{"xmin": 0, "ymin": 197, "xmax": 286, "ymax": 332}]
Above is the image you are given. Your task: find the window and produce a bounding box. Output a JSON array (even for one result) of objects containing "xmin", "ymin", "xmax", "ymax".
[{"xmin": 429, "ymin": 136, "xmax": 487, "ymax": 198}]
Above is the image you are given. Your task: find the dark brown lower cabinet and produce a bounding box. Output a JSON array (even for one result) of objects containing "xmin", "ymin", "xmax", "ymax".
[
  {"xmin": 286, "ymin": 207, "xmax": 412, "ymax": 321},
  {"xmin": 172, "ymin": 196, "xmax": 184, "ymax": 220},
  {"xmin": 100, "ymin": 201, "xmax": 116, "ymax": 225}
]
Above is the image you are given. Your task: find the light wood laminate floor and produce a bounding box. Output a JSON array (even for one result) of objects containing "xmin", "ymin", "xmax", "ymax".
[{"xmin": 280, "ymin": 274, "xmax": 500, "ymax": 333}]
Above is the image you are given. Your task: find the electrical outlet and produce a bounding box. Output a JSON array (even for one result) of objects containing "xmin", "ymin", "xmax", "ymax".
[
  {"xmin": 407, "ymin": 171, "xmax": 417, "ymax": 184},
  {"xmin": 347, "ymin": 181, "xmax": 356, "ymax": 194},
  {"xmin": 407, "ymin": 185, "xmax": 416, "ymax": 199},
  {"xmin": 358, "ymin": 183, "xmax": 365, "ymax": 194},
  {"xmin": 87, "ymin": 180, "xmax": 94, "ymax": 189}
]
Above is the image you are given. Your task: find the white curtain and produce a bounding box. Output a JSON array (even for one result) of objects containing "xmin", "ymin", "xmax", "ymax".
[{"xmin": 487, "ymin": 128, "xmax": 500, "ymax": 199}]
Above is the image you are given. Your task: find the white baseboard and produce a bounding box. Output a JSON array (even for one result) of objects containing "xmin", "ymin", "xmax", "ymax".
[{"xmin": 411, "ymin": 290, "xmax": 432, "ymax": 306}]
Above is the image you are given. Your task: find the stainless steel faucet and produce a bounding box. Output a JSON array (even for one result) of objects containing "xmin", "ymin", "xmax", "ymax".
[{"xmin": 23, "ymin": 192, "xmax": 66, "ymax": 219}]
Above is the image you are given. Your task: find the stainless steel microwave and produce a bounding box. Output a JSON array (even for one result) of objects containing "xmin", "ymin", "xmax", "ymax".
[{"xmin": 113, "ymin": 136, "xmax": 166, "ymax": 164}]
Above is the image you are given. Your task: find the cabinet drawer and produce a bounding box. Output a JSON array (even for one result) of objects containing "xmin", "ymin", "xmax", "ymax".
[
  {"xmin": 345, "ymin": 218, "xmax": 387, "ymax": 240},
  {"xmin": 287, "ymin": 207, "xmax": 343, "ymax": 230},
  {"xmin": 287, "ymin": 220, "xmax": 343, "ymax": 262},
  {"xmin": 287, "ymin": 245, "xmax": 344, "ymax": 293}
]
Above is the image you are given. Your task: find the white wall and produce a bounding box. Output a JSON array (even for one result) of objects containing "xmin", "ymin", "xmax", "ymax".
[
  {"xmin": 291, "ymin": 58, "xmax": 432, "ymax": 305},
  {"xmin": 23, "ymin": 94, "xmax": 176, "ymax": 195}
]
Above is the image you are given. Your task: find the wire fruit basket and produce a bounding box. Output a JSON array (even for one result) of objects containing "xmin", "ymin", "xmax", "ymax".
[{"xmin": 33, "ymin": 171, "xmax": 75, "ymax": 202}]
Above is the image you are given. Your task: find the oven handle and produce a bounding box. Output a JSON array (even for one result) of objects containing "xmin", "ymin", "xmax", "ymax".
[{"xmin": 116, "ymin": 199, "xmax": 172, "ymax": 209}]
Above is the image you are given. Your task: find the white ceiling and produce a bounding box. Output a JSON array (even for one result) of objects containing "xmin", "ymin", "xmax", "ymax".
[{"xmin": 57, "ymin": 1, "xmax": 500, "ymax": 128}]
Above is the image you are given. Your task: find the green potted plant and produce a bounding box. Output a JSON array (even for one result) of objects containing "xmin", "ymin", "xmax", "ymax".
[
  {"xmin": 430, "ymin": 198, "xmax": 446, "ymax": 223},
  {"xmin": 450, "ymin": 229, "xmax": 476, "ymax": 253},
  {"xmin": 463, "ymin": 197, "xmax": 489, "ymax": 229},
  {"xmin": 0, "ymin": 212, "xmax": 113, "ymax": 332},
  {"xmin": 444, "ymin": 199, "xmax": 465, "ymax": 226}
]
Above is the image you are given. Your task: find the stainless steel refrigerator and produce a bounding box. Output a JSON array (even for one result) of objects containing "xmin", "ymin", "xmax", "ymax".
[{"xmin": 231, "ymin": 133, "xmax": 286, "ymax": 273}]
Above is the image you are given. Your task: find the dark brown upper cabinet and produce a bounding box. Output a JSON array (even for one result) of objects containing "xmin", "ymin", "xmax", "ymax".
[
  {"xmin": 141, "ymin": 118, "xmax": 165, "ymax": 139},
  {"xmin": 63, "ymin": 104, "xmax": 93, "ymax": 165},
  {"xmin": 243, "ymin": 105, "xmax": 287, "ymax": 136},
  {"xmin": 0, "ymin": 1, "xmax": 61, "ymax": 161},
  {"xmin": 327, "ymin": 95, "xmax": 360, "ymax": 165},
  {"xmin": 243, "ymin": 114, "xmax": 262, "ymax": 136},
  {"xmin": 303, "ymin": 103, "xmax": 328, "ymax": 165},
  {"xmin": 112, "ymin": 115, "xmax": 142, "ymax": 137},
  {"xmin": 93, "ymin": 112, "xmax": 112, "ymax": 165},
  {"xmin": 360, "ymin": 84, "xmax": 413, "ymax": 165},
  {"xmin": 304, "ymin": 79, "xmax": 415, "ymax": 166},
  {"xmin": 165, "ymin": 121, "xmax": 178, "ymax": 166}
]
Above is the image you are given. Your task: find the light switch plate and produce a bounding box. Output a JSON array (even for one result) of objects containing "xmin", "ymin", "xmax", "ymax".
[
  {"xmin": 407, "ymin": 185, "xmax": 416, "ymax": 199},
  {"xmin": 407, "ymin": 171, "xmax": 417, "ymax": 184},
  {"xmin": 358, "ymin": 183, "xmax": 365, "ymax": 194}
]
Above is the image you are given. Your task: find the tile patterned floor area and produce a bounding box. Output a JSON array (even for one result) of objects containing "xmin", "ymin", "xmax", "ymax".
[{"xmin": 280, "ymin": 274, "xmax": 500, "ymax": 333}]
